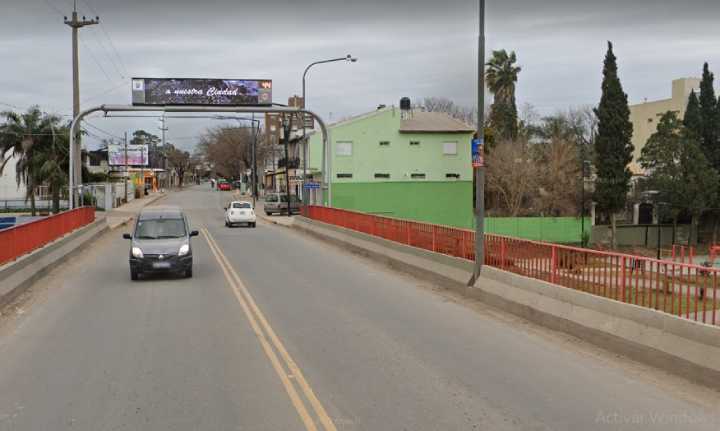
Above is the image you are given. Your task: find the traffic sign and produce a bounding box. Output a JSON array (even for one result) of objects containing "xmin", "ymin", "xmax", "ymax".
[
  {"xmin": 303, "ymin": 182, "xmax": 321, "ymax": 190},
  {"xmin": 471, "ymin": 138, "xmax": 484, "ymax": 168}
]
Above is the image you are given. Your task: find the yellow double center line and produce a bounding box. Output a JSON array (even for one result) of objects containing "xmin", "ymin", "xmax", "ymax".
[{"xmin": 202, "ymin": 227, "xmax": 337, "ymax": 431}]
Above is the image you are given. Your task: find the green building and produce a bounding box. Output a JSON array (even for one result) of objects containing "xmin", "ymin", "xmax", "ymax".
[{"xmin": 308, "ymin": 106, "xmax": 475, "ymax": 228}]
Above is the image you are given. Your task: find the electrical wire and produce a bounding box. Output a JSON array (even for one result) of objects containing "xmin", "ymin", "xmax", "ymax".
[
  {"xmin": 79, "ymin": 0, "xmax": 130, "ymax": 77},
  {"xmin": 79, "ymin": 37, "xmax": 112, "ymax": 82}
]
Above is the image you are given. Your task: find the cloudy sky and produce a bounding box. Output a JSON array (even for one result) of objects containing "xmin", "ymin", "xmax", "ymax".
[{"xmin": 2, "ymin": 0, "xmax": 719, "ymax": 151}]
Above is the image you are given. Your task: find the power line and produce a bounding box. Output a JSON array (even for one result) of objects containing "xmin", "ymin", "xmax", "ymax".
[
  {"xmin": 81, "ymin": 80, "xmax": 126, "ymax": 104},
  {"xmin": 79, "ymin": 36, "xmax": 111, "ymax": 81},
  {"xmin": 79, "ymin": 0, "xmax": 129, "ymax": 77},
  {"xmin": 82, "ymin": 121, "xmax": 123, "ymax": 140},
  {"xmin": 41, "ymin": 0, "xmax": 64, "ymax": 15}
]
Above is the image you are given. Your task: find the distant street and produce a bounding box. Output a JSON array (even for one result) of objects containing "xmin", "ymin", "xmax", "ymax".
[{"xmin": 0, "ymin": 186, "xmax": 718, "ymax": 431}]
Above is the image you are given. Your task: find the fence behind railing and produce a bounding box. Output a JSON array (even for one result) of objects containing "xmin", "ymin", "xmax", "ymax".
[
  {"xmin": 0, "ymin": 207, "xmax": 95, "ymax": 266},
  {"xmin": 302, "ymin": 206, "xmax": 718, "ymax": 326}
]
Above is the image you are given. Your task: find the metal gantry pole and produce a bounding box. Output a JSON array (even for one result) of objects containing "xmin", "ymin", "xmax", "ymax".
[
  {"xmin": 69, "ymin": 105, "xmax": 330, "ymax": 209},
  {"xmin": 469, "ymin": 0, "xmax": 486, "ymax": 286}
]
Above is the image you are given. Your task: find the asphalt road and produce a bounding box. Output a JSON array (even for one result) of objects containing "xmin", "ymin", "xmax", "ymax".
[{"xmin": 0, "ymin": 186, "xmax": 718, "ymax": 431}]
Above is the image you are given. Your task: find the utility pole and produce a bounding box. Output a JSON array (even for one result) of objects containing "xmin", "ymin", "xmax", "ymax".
[
  {"xmin": 469, "ymin": 0, "xmax": 486, "ymax": 286},
  {"xmin": 124, "ymin": 132, "xmax": 128, "ymax": 203},
  {"xmin": 283, "ymin": 115, "xmax": 293, "ymax": 217},
  {"xmin": 159, "ymin": 114, "xmax": 168, "ymax": 190},
  {"xmin": 251, "ymin": 114, "xmax": 259, "ymax": 207},
  {"xmin": 64, "ymin": 1, "xmax": 99, "ymax": 205}
]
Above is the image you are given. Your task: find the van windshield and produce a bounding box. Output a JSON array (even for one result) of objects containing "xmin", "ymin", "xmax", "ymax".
[{"xmin": 135, "ymin": 218, "xmax": 187, "ymax": 239}]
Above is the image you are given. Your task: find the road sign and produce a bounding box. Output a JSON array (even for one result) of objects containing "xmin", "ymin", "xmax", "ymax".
[
  {"xmin": 471, "ymin": 138, "xmax": 484, "ymax": 168},
  {"xmin": 131, "ymin": 78, "xmax": 272, "ymax": 106},
  {"xmin": 303, "ymin": 182, "xmax": 321, "ymax": 190}
]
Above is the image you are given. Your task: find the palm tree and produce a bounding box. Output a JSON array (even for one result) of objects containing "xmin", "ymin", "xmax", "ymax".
[
  {"xmin": 486, "ymin": 50, "xmax": 522, "ymax": 140},
  {"xmin": 0, "ymin": 107, "xmax": 65, "ymax": 215}
]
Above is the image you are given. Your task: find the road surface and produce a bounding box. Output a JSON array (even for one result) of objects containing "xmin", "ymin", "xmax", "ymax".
[{"xmin": 0, "ymin": 186, "xmax": 718, "ymax": 430}]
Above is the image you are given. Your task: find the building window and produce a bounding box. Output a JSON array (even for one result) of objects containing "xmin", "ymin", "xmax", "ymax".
[
  {"xmin": 337, "ymin": 173, "xmax": 353, "ymax": 179},
  {"xmin": 374, "ymin": 173, "xmax": 390, "ymax": 179},
  {"xmin": 336, "ymin": 141, "xmax": 353, "ymax": 156},
  {"xmin": 411, "ymin": 173, "xmax": 426, "ymax": 179},
  {"xmin": 410, "ymin": 141, "xmax": 420, "ymax": 146},
  {"xmin": 443, "ymin": 142, "xmax": 458, "ymax": 155},
  {"xmin": 379, "ymin": 141, "xmax": 390, "ymax": 147},
  {"xmin": 446, "ymin": 173, "xmax": 461, "ymax": 179}
]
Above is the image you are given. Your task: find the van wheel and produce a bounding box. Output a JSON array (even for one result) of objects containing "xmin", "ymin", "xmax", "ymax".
[
  {"xmin": 131, "ymin": 270, "xmax": 139, "ymax": 281},
  {"xmin": 250, "ymin": 222, "xmax": 256, "ymax": 228},
  {"xmin": 265, "ymin": 211, "xmax": 271, "ymax": 216},
  {"xmin": 185, "ymin": 268, "xmax": 193, "ymax": 278}
]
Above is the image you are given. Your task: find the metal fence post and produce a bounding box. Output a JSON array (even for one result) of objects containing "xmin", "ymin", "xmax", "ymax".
[
  {"xmin": 551, "ymin": 246, "xmax": 558, "ymax": 284},
  {"xmin": 621, "ymin": 256, "xmax": 627, "ymax": 302},
  {"xmin": 500, "ymin": 238, "xmax": 507, "ymax": 269}
]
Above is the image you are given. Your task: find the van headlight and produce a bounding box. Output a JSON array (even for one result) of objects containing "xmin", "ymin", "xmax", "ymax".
[
  {"xmin": 131, "ymin": 247, "xmax": 144, "ymax": 258},
  {"xmin": 178, "ymin": 244, "xmax": 190, "ymax": 256}
]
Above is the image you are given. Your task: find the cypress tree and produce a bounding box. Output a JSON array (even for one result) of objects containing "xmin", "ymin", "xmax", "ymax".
[
  {"xmin": 593, "ymin": 42, "xmax": 634, "ymax": 249},
  {"xmin": 683, "ymin": 90, "xmax": 702, "ymax": 140},
  {"xmin": 699, "ymin": 63, "xmax": 718, "ymax": 168}
]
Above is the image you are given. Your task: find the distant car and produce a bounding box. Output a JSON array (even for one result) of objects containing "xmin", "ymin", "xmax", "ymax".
[
  {"xmin": 264, "ymin": 193, "xmax": 301, "ymax": 215},
  {"xmin": 233, "ymin": 180, "xmax": 243, "ymax": 189},
  {"xmin": 225, "ymin": 201, "xmax": 256, "ymax": 228},
  {"xmin": 218, "ymin": 180, "xmax": 232, "ymax": 191},
  {"xmin": 123, "ymin": 205, "xmax": 199, "ymax": 280}
]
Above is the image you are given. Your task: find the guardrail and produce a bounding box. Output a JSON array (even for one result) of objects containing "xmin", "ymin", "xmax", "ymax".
[
  {"xmin": 0, "ymin": 207, "xmax": 95, "ymax": 266},
  {"xmin": 302, "ymin": 206, "xmax": 718, "ymax": 326}
]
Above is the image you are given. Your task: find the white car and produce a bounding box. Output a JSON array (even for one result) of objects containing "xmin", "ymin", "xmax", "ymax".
[{"xmin": 225, "ymin": 201, "xmax": 257, "ymax": 228}]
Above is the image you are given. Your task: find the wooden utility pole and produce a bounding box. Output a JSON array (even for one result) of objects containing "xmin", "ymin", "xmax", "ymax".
[
  {"xmin": 124, "ymin": 132, "xmax": 128, "ymax": 203},
  {"xmin": 64, "ymin": 1, "xmax": 99, "ymax": 199}
]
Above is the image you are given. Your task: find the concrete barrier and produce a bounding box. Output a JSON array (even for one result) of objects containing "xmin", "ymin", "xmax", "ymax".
[{"xmin": 292, "ymin": 216, "xmax": 720, "ymax": 389}]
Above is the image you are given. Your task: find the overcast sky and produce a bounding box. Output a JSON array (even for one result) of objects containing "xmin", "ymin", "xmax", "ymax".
[{"xmin": 2, "ymin": 0, "xmax": 719, "ymax": 150}]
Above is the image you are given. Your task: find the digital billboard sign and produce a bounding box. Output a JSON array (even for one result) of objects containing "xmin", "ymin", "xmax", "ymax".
[
  {"xmin": 108, "ymin": 144, "xmax": 149, "ymax": 166},
  {"xmin": 131, "ymin": 78, "xmax": 272, "ymax": 106}
]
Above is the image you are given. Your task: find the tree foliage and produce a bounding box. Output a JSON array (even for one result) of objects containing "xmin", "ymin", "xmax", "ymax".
[
  {"xmin": 486, "ymin": 49, "xmax": 521, "ymax": 140},
  {"xmin": 0, "ymin": 107, "xmax": 68, "ymax": 214},
  {"xmin": 699, "ymin": 63, "xmax": 719, "ymax": 169},
  {"xmin": 640, "ymin": 111, "xmax": 718, "ymax": 245},
  {"xmin": 593, "ymin": 42, "xmax": 634, "ymax": 247}
]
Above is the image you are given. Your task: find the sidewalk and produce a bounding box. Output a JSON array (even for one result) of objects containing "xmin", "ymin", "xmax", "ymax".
[{"xmin": 105, "ymin": 191, "xmax": 168, "ymax": 229}]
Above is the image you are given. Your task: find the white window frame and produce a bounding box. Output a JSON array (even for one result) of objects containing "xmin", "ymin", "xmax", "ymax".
[
  {"xmin": 336, "ymin": 141, "xmax": 353, "ymax": 157},
  {"xmin": 443, "ymin": 141, "xmax": 458, "ymax": 155}
]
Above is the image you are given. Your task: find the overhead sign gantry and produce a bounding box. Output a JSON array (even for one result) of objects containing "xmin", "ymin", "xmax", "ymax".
[{"xmin": 68, "ymin": 78, "xmax": 332, "ymax": 209}]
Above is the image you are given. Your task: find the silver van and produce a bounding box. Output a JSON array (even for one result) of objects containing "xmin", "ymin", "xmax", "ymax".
[{"xmin": 264, "ymin": 193, "xmax": 301, "ymax": 215}]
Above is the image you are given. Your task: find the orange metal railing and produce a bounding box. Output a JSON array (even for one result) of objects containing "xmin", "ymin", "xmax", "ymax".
[
  {"xmin": 0, "ymin": 207, "xmax": 95, "ymax": 266},
  {"xmin": 302, "ymin": 206, "xmax": 718, "ymax": 326}
]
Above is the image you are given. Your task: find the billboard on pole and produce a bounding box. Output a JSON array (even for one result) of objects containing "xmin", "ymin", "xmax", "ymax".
[
  {"xmin": 132, "ymin": 78, "xmax": 272, "ymax": 106},
  {"xmin": 108, "ymin": 144, "xmax": 148, "ymax": 166}
]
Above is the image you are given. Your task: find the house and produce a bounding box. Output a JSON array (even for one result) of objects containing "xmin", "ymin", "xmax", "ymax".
[
  {"xmin": 307, "ymin": 104, "xmax": 475, "ymax": 228},
  {"xmin": 0, "ymin": 152, "xmax": 26, "ymax": 200}
]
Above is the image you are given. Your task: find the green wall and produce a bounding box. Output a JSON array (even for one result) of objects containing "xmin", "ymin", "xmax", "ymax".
[
  {"xmin": 331, "ymin": 182, "xmax": 474, "ymax": 228},
  {"xmin": 484, "ymin": 217, "xmax": 592, "ymax": 244},
  {"xmin": 331, "ymin": 183, "xmax": 590, "ymax": 243}
]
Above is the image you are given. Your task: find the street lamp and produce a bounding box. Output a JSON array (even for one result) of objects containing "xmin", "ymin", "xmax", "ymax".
[
  {"xmin": 282, "ymin": 115, "xmax": 292, "ymax": 216},
  {"xmin": 302, "ymin": 54, "xmax": 358, "ymax": 206}
]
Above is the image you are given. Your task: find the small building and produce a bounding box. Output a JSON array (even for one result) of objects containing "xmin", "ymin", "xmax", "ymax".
[
  {"xmin": 0, "ymin": 152, "xmax": 26, "ymax": 200},
  {"xmin": 308, "ymin": 104, "xmax": 475, "ymax": 228},
  {"xmin": 629, "ymin": 77, "xmax": 701, "ymax": 174}
]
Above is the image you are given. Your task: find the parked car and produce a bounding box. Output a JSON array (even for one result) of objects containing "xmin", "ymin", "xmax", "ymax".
[
  {"xmin": 218, "ymin": 180, "xmax": 232, "ymax": 191},
  {"xmin": 233, "ymin": 180, "xmax": 243, "ymax": 189},
  {"xmin": 123, "ymin": 205, "xmax": 199, "ymax": 280},
  {"xmin": 264, "ymin": 193, "xmax": 301, "ymax": 215},
  {"xmin": 225, "ymin": 201, "xmax": 256, "ymax": 228}
]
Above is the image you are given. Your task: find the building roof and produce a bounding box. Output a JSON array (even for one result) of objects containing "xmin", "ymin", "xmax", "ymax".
[{"xmin": 399, "ymin": 111, "xmax": 475, "ymax": 133}]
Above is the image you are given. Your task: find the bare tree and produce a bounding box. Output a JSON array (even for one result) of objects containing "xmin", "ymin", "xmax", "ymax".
[
  {"xmin": 419, "ymin": 97, "xmax": 480, "ymax": 126},
  {"xmin": 197, "ymin": 125, "xmax": 270, "ymax": 181},
  {"xmin": 486, "ymin": 138, "xmax": 538, "ymax": 216}
]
